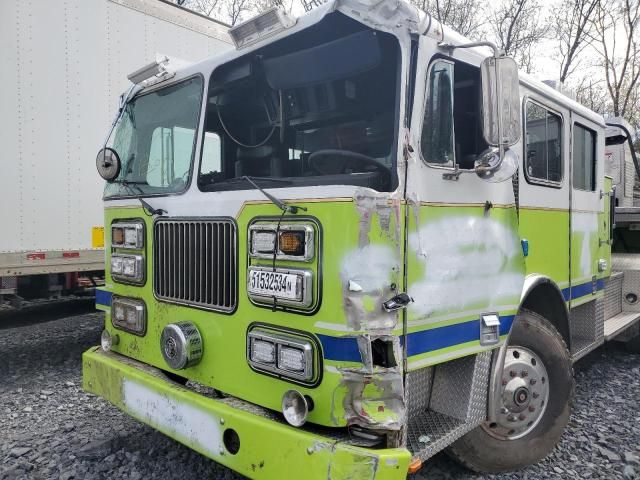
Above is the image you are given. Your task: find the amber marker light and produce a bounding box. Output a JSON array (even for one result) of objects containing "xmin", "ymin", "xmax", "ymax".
[
  {"xmin": 408, "ymin": 458, "xmax": 423, "ymax": 474},
  {"xmin": 279, "ymin": 231, "xmax": 305, "ymax": 256},
  {"xmin": 112, "ymin": 226, "xmax": 125, "ymax": 246}
]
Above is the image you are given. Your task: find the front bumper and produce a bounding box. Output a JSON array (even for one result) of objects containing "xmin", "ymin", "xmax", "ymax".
[{"xmin": 83, "ymin": 347, "xmax": 411, "ymax": 480}]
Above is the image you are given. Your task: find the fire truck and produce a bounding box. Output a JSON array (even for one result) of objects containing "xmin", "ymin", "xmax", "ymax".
[{"xmin": 83, "ymin": 0, "xmax": 640, "ymax": 477}]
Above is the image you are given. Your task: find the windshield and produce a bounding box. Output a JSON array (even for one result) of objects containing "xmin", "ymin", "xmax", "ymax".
[
  {"xmin": 104, "ymin": 76, "xmax": 204, "ymax": 198},
  {"xmin": 197, "ymin": 24, "xmax": 400, "ymax": 193}
]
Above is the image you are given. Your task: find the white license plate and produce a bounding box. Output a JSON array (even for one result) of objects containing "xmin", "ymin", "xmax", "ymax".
[{"xmin": 248, "ymin": 269, "xmax": 300, "ymax": 300}]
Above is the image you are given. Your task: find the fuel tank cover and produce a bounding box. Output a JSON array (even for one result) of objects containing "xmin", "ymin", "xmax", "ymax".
[{"xmin": 161, "ymin": 322, "xmax": 203, "ymax": 370}]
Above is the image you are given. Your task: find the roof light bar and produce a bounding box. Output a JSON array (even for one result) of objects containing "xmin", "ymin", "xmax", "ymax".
[{"xmin": 228, "ymin": 8, "xmax": 296, "ymax": 49}]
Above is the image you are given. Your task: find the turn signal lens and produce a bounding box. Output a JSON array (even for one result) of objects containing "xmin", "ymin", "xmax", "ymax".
[
  {"xmin": 112, "ymin": 227, "xmax": 125, "ymax": 246},
  {"xmin": 279, "ymin": 231, "xmax": 305, "ymax": 256}
]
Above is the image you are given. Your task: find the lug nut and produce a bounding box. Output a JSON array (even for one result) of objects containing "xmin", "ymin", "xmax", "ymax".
[
  {"xmin": 521, "ymin": 371, "xmax": 528, "ymax": 377},
  {"xmin": 500, "ymin": 407, "xmax": 509, "ymax": 414},
  {"xmin": 532, "ymin": 392, "xmax": 539, "ymax": 399},
  {"xmin": 528, "ymin": 406, "xmax": 535, "ymax": 412},
  {"xmin": 502, "ymin": 379, "xmax": 508, "ymax": 386},
  {"xmin": 530, "ymin": 379, "xmax": 537, "ymax": 385},
  {"xmin": 519, "ymin": 414, "xmax": 526, "ymax": 420},
  {"xmin": 510, "ymin": 370, "xmax": 517, "ymax": 377}
]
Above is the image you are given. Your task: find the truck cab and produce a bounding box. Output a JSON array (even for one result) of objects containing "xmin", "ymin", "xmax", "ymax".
[{"xmin": 83, "ymin": 1, "xmax": 640, "ymax": 478}]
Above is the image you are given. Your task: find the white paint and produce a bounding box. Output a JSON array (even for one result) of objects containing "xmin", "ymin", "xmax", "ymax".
[
  {"xmin": 348, "ymin": 280, "xmax": 363, "ymax": 292},
  {"xmin": 408, "ymin": 216, "xmax": 524, "ymax": 318},
  {"xmin": 571, "ymin": 211, "xmax": 598, "ymax": 279},
  {"xmin": 341, "ymin": 244, "xmax": 398, "ymax": 293},
  {"xmin": 123, "ymin": 379, "xmax": 221, "ymax": 457}
]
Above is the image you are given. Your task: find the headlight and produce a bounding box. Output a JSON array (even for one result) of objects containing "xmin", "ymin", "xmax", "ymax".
[
  {"xmin": 111, "ymin": 222, "xmax": 144, "ymax": 249},
  {"xmin": 247, "ymin": 327, "xmax": 316, "ymax": 384},
  {"xmin": 249, "ymin": 223, "xmax": 314, "ymax": 261},
  {"xmin": 111, "ymin": 296, "xmax": 146, "ymax": 335},
  {"xmin": 110, "ymin": 254, "xmax": 144, "ymax": 284}
]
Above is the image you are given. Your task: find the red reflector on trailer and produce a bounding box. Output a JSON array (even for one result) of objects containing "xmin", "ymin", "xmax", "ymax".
[
  {"xmin": 26, "ymin": 253, "xmax": 46, "ymax": 260},
  {"xmin": 63, "ymin": 251, "xmax": 80, "ymax": 258}
]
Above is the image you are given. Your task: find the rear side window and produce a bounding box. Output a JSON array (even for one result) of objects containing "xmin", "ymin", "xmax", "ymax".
[
  {"xmin": 573, "ymin": 124, "xmax": 596, "ymax": 191},
  {"xmin": 525, "ymin": 102, "xmax": 563, "ymax": 185}
]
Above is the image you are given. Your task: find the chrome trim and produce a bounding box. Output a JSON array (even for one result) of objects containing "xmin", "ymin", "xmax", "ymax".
[
  {"xmin": 247, "ymin": 266, "xmax": 313, "ymax": 308},
  {"xmin": 111, "ymin": 253, "xmax": 145, "ymax": 285},
  {"xmin": 248, "ymin": 223, "xmax": 315, "ymax": 262},
  {"xmin": 111, "ymin": 295, "xmax": 147, "ymax": 336},
  {"xmin": 153, "ymin": 218, "xmax": 237, "ymax": 313},
  {"xmin": 247, "ymin": 327, "xmax": 315, "ymax": 383},
  {"xmin": 111, "ymin": 221, "xmax": 145, "ymax": 249}
]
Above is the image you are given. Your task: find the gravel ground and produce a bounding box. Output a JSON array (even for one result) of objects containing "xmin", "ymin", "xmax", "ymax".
[{"xmin": 1, "ymin": 305, "xmax": 639, "ymax": 480}]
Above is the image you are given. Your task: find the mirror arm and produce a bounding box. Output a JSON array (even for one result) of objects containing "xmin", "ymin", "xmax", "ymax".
[
  {"xmin": 100, "ymin": 83, "xmax": 143, "ymax": 154},
  {"xmin": 438, "ymin": 41, "xmax": 503, "ymax": 58}
]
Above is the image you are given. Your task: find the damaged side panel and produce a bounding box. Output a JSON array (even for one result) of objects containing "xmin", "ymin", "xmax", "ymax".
[{"xmin": 330, "ymin": 188, "xmax": 407, "ymax": 442}]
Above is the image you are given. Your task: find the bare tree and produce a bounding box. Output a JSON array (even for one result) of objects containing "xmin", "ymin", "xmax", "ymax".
[
  {"xmin": 180, "ymin": 0, "xmax": 222, "ymax": 17},
  {"xmin": 553, "ymin": 0, "xmax": 600, "ymax": 85},
  {"xmin": 488, "ymin": 0, "xmax": 549, "ymax": 73},
  {"xmin": 591, "ymin": 0, "xmax": 640, "ymax": 121},
  {"xmin": 408, "ymin": 0, "xmax": 487, "ymax": 38}
]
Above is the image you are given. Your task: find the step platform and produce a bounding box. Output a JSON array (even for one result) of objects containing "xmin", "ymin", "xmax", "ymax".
[{"xmin": 604, "ymin": 311, "xmax": 640, "ymax": 340}]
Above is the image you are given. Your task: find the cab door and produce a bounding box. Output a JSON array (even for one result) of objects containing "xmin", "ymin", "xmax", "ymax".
[
  {"xmin": 403, "ymin": 37, "xmax": 526, "ymax": 369},
  {"xmin": 569, "ymin": 114, "xmax": 605, "ymax": 306}
]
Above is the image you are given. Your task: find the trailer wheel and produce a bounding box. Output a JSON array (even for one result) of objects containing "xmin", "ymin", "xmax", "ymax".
[{"xmin": 447, "ymin": 309, "xmax": 573, "ymax": 473}]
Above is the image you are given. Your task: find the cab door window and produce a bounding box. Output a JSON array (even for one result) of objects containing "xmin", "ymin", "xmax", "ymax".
[
  {"xmin": 524, "ymin": 102, "xmax": 563, "ymax": 185},
  {"xmin": 420, "ymin": 59, "xmax": 487, "ymax": 169},
  {"xmin": 573, "ymin": 124, "xmax": 596, "ymax": 191},
  {"xmin": 421, "ymin": 60, "xmax": 454, "ymax": 166}
]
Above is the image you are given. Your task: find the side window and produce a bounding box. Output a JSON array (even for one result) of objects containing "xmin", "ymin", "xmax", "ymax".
[
  {"xmin": 573, "ymin": 124, "xmax": 596, "ymax": 191},
  {"xmin": 147, "ymin": 126, "xmax": 195, "ymax": 187},
  {"xmin": 421, "ymin": 60, "xmax": 454, "ymax": 166},
  {"xmin": 200, "ymin": 132, "xmax": 222, "ymax": 175},
  {"xmin": 420, "ymin": 59, "xmax": 487, "ymax": 170},
  {"xmin": 525, "ymin": 102, "xmax": 562, "ymax": 184}
]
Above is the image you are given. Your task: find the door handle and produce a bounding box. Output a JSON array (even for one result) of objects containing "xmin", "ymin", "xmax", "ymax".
[{"xmin": 382, "ymin": 293, "xmax": 413, "ymax": 312}]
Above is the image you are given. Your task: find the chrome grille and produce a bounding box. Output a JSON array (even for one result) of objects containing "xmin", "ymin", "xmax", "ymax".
[{"xmin": 154, "ymin": 219, "xmax": 237, "ymax": 311}]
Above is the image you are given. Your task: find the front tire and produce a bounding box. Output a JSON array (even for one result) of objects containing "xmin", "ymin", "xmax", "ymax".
[{"xmin": 447, "ymin": 310, "xmax": 574, "ymax": 473}]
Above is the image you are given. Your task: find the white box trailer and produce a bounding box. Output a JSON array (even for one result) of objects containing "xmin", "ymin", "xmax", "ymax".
[{"xmin": 0, "ymin": 0, "xmax": 231, "ymax": 303}]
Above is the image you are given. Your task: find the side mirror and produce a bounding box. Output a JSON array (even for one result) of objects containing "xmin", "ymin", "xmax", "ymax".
[
  {"xmin": 474, "ymin": 148, "xmax": 518, "ymax": 183},
  {"xmin": 480, "ymin": 56, "xmax": 521, "ymax": 147},
  {"xmin": 96, "ymin": 147, "xmax": 121, "ymax": 181}
]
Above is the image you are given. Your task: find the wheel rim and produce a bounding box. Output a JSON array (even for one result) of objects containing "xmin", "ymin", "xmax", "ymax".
[{"xmin": 483, "ymin": 346, "xmax": 550, "ymax": 440}]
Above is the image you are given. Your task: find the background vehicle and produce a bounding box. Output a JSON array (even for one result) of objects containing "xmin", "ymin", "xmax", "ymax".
[
  {"xmin": 83, "ymin": 2, "xmax": 640, "ymax": 479},
  {"xmin": 0, "ymin": 0, "xmax": 230, "ymax": 307}
]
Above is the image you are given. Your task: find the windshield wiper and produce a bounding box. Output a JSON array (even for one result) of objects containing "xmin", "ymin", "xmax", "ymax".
[
  {"xmin": 111, "ymin": 179, "xmax": 166, "ymax": 216},
  {"xmin": 241, "ymin": 176, "xmax": 306, "ymax": 214}
]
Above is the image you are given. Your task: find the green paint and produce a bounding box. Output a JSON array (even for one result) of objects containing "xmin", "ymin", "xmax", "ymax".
[{"xmin": 83, "ymin": 348, "xmax": 411, "ymax": 480}]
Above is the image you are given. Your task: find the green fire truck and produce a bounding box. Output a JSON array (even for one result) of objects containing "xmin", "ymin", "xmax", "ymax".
[{"xmin": 84, "ymin": 0, "xmax": 640, "ymax": 477}]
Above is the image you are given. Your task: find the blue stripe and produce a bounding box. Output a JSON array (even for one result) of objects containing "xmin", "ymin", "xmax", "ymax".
[
  {"xmin": 96, "ymin": 289, "xmax": 112, "ymax": 307},
  {"xmin": 316, "ymin": 334, "xmax": 362, "ymax": 362},
  {"xmin": 318, "ymin": 315, "xmax": 515, "ymax": 362},
  {"xmin": 562, "ymin": 279, "xmax": 605, "ymax": 301}
]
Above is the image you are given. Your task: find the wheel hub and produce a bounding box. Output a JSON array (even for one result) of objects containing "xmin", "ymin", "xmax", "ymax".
[{"xmin": 484, "ymin": 346, "xmax": 549, "ymax": 440}]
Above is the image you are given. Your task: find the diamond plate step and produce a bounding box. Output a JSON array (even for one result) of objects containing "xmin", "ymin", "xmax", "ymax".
[
  {"xmin": 407, "ymin": 410, "xmax": 479, "ymax": 462},
  {"xmin": 604, "ymin": 311, "xmax": 640, "ymax": 340}
]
